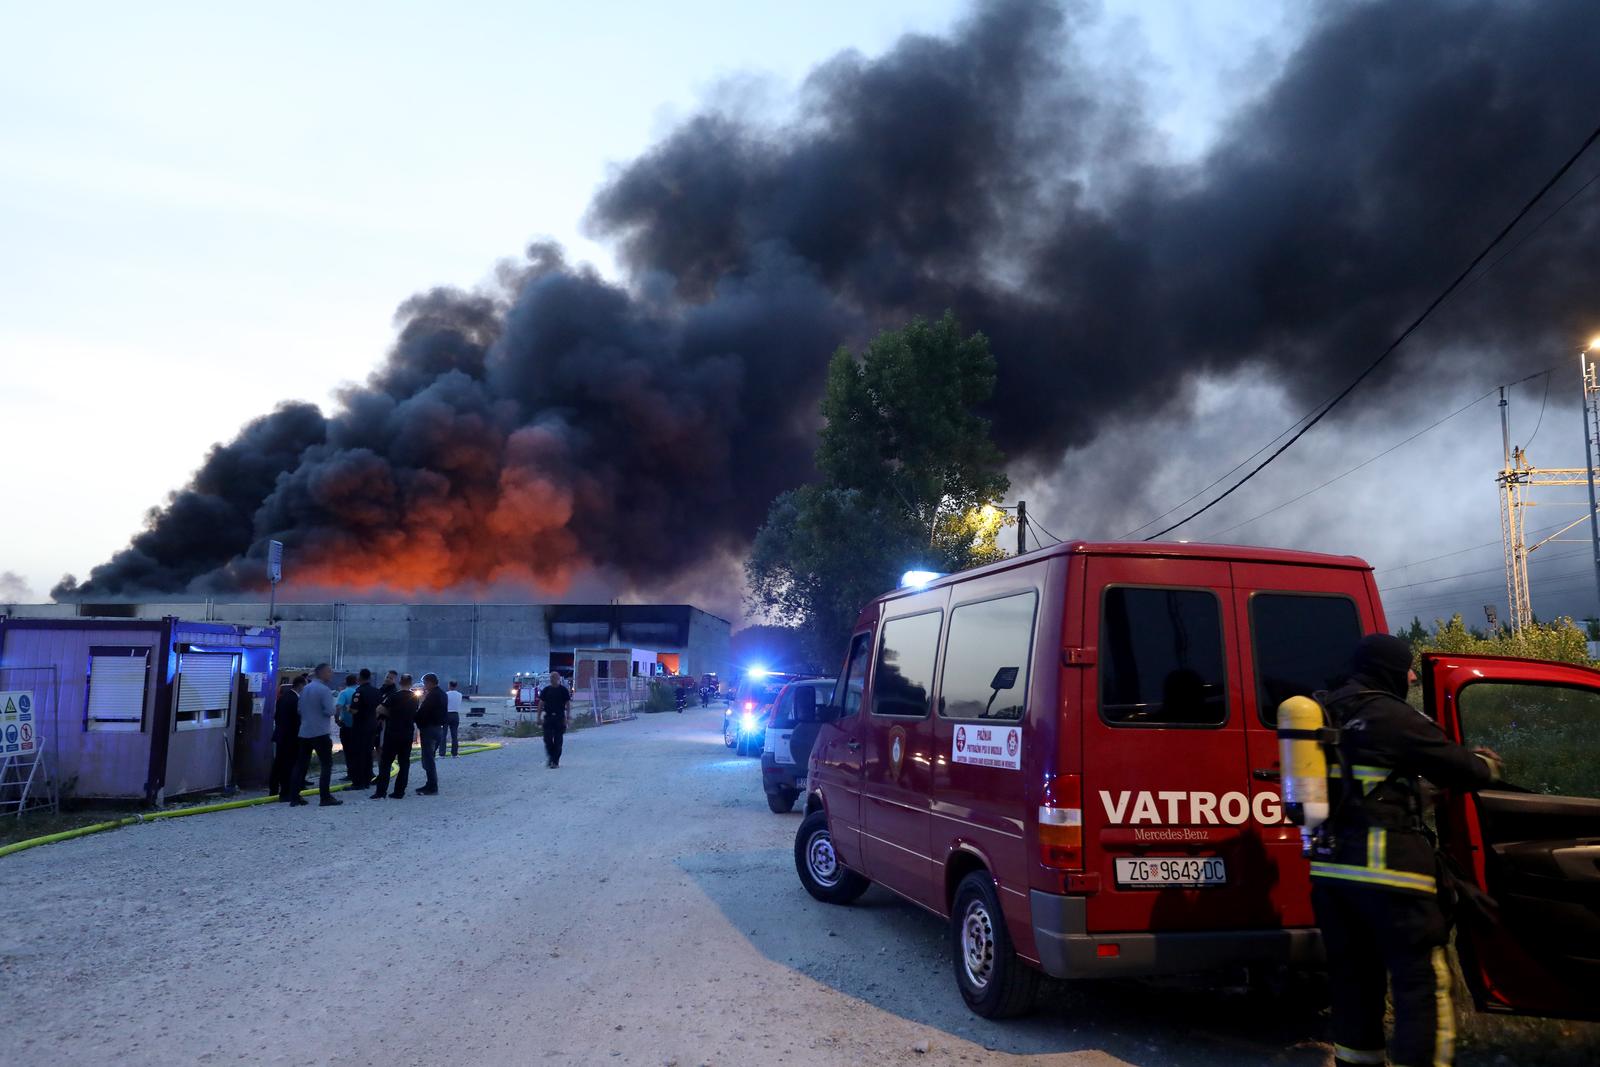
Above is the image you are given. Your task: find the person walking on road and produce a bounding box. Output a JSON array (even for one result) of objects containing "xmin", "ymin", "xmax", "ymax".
[
  {"xmin": 290, "ymin": 663, "xmax": 343, "ymax": 807},
  {"xmin": 539, "ymin": 673, "xmax": 571, "ymax": 769},
  {"xmin": 414, "ymin": 673, "xmax": 447, "ymax": 795},
  {"xmin": 371, "ymin": 674, "xmax": 419, "ymax": 799},
  {"xmin": 270, "ymin": 674, "xmax": 306, "ymax": 800},
  {"xmin": 442, "ymin": 680, "xmax": 463, "ymax": 757},
  {"xmin": 1309, "ymin": 634, "xmax": 1503, "ymax": 1067},
  {"xmin": 336, "ymin": 673, "xmax": 359, "ymax": 783},
  {"xmin": 347, "ymin": 668, "xmax": 382, "ymax": 790}
]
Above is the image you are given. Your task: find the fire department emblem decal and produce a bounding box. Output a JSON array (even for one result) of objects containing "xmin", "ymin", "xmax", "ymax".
[
  {"xmin": 1007, "ymin": 731, "xmax": 1019, "ymax": 757},
  {"xmin": 889, "ymin": 727, "xmax": 907, "ymax": 779},
  {"xmin": 955, "ymin": 726, "xmax": 967, "ymax": 752}
]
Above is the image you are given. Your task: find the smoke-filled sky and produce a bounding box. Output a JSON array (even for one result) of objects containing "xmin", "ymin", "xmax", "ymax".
[{"xmin": 6, "ymin": 0, "xmax": 1600, "ymax": 628}]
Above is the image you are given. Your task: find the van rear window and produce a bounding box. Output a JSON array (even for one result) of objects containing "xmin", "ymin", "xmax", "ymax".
[
  {"xmin": 1250, "ymin": 594, "xmax": 1361, "ymax": 725},
  {"xmin": 1100, "ymin": 587, "xmax": 1227, "ymax": 727},
  {"xmin": 873, "ymin": 611, "xmax": 942, "ymax": 718},
  {"xmin": 939, "ymin": 592, "xmax": 1037, "ymax": 721}
]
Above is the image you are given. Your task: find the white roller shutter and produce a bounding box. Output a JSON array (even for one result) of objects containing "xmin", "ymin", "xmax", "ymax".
[
  {"xmin": 88, "ymin": 650, "xmax": 150, "ymax": 726},
  {"xmin": 177, "ymin": 653, "xmax": 236, "ymax": 726}
]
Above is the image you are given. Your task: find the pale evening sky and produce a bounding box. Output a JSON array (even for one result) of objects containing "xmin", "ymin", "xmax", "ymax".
[{"xmin": 0, "ymin": 0, "xmax": 1289, "ymax": 601}]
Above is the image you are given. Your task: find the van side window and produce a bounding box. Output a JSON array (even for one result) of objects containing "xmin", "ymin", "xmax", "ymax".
[
  {"xmin": 836, "ymin": 633, "xmax": 872, "ymax": 717},
  {"xmin": 1250, "ymin": 593, "xmax": 1362, "ymax": 725},
  {"xmin": 873, "ymin": 611, "xmax": 942, "ymax": 718},
  {"xmin": 1100, "ymin": 587, "xmax": 1227, "ymax": 726},
  {"xmin": 939, "ymin": 592, "xmax": 1037, "ymax": 721}
]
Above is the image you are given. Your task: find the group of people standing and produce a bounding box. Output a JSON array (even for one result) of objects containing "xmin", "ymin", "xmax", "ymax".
[{"xmin": 269, "ymin": 665, "xmax": 466, "ymax": 804}]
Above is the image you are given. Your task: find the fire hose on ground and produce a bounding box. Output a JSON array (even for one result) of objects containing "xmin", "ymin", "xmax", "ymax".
[{"xmin": 0, "ymin": 741, "xmax": 505, "ymax": 860}]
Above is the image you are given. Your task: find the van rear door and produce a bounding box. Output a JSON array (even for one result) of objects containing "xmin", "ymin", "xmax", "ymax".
[
  {"xmin": 1426, "ymin": 652, "xmax": 1600, "ymax": 1021},
  {"xmin": 1230, "ymin": 565, "xmax": 1371, "ymax": 929},
  {"xmin": 1081, "ymin": 556, "xmax": 1263, "ymax": 932}
]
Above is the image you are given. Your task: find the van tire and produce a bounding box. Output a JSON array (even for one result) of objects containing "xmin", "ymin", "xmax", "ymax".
[
  {"xmin": 766, "ymin": 788, "xmax": 798, "ymax": 814},
  {"xmin": 951, "ymin": 871, "xmax": 1039, "ymax": 1018},
  {"xmin": 795, "ymin": 810, "xmax": 869, "ymax": 904}
]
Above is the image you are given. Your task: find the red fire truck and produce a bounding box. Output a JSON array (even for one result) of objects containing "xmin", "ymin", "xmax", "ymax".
[{"xmin": 790, "ymin": 540, "xmax": 1598, "ymax": 1021}]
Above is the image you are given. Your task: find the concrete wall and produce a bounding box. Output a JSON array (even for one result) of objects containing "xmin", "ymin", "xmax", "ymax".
[{"xmin": 4, "ymin": 602, "xmax": 731, "ymax": 696}]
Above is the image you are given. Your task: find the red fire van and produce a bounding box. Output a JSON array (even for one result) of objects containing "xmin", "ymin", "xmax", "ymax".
[{"xmin": 791, "ymin": 540, "xmax": 1599, "ymax": 1020}]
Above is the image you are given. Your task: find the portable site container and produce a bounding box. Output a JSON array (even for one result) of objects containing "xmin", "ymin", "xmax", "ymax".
[{"xmin": 0, "ymin": 615, "xmax": 280, "ymax": 803}]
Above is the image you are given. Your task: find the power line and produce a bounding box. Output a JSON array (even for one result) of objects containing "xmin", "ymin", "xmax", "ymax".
[
  {"xmin": 1030, "ymin": 516, "xmax": 1064, "ymax": 545},
  {"xmin": 1201, "ymin": 388, "xmax": 1497, "ymax": 538},
  {"xmin": 1119, "ymin": 409, "xmax": 1318, "ymax": 539},
  {"xmin": 1521, "ymin": 369, "xmax": 1554, "ymax": 450},
  {"xmin": 1373, "ymin": 516, "xmax": 1577, "ymax": 574},
  {"xmin": 1142, "ymin": 118, "xmax": 1600, "ymax": 542},
  {"xmin": 1377, "ymin": 548, "xmax": 1586, "ymax": 593},
  {"xmin": 1202, "ymin": 364, "xmax": 1560, "ymax": 539}
]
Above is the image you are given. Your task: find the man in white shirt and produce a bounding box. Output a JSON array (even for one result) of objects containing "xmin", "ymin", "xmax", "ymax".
[{"xmin": 442, "ymin": 680, "xmax": 465, "ymax": 758}]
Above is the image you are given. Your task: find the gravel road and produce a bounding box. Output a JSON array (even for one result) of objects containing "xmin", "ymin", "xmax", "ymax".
[{"xmin": 1, "ymin": 708, "xmax": 1334, "ymax": 1066}]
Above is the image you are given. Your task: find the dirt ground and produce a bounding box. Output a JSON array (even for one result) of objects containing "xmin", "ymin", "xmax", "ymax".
[{"xmin": 0, "ymin": 708, "xmax": 1592, "ymax": 1066}]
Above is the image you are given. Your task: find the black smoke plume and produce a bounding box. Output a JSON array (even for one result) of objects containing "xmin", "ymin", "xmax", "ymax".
[{"xmin": 65, "ymin": 0, "xmax": 1600, "ymax": 599}]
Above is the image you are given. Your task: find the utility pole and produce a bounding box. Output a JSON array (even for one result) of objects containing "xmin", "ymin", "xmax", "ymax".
[
  {"xmin": 1581, "ymin": 346, "xmax": 1600, "ymax": 613},
  {"xmin": 1017, "ymin": 500, "xmax": 1028, "ymax": 555},
  {"xmin": 1495, "ymin": 354, "xmax": 1600, "ymax": 633}
]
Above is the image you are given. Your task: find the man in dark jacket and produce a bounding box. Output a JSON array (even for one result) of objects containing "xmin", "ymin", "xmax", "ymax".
[
  {"xmin": 271, "ymin": 675, "xmax": 306, "ymax": 800},
  {"xmin": 1311, "ymin": 634, "xmax": 1503, "ymax": 1067},
  {"xmin": 371, "ymin": 675, "xmax": 418, "ymax": 799},
  {"xmin": 346, "ymin": 668, "xmax": 382, "ymax": 790},
  {"xmin": 414, "ymin": 673, "xmax": 447, "ymax": 795},
  {"xmin": 538, "ymin": 674, "xmax": 571, "ymax": 769}
]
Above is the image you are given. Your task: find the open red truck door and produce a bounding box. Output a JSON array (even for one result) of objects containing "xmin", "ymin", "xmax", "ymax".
[{"xmin": 1424, "ymin": 652, "xmax": 1600, "ymax": 1020}]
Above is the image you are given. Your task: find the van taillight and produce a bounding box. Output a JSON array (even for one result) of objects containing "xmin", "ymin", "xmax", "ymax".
[{"xmin": 1038, "ymin": 773, "xmax": 1083, "ymax": 870}]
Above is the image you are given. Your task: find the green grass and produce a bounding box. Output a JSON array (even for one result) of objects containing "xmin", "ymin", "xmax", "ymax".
[{"xmin": 1458, "ymin": 683, "xmax": 1600, "ymax": 797}]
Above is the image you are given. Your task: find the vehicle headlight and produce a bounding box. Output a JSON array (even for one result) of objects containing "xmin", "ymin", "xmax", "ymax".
[{"xmin": 741, "ymin": 711, "xmax": 758, "ymax": 732}]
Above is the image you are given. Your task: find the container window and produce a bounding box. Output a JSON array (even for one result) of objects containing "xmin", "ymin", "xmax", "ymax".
[
  {"xmin": 835, "ymin": 634, "xmax": 872, "ymax": 717},
  {"xmin": 175, "ymin": 653, "xmax": 237, "ymax": 730},
  {"xmin": 872, "ymin": 611, "xmax": 942, "ymax": 719},
  {"xmin": 1459, "ymin": 682, "xmax": 1600, "ymax": 799},
  {"xmin": 939, "ymin": 592, "xmax": 1037, "ymax": 722},
  {"xmin": 87, "ymin": 646, "xmax": 151, "ymax": 732},
  {"xmin": 1100, "ymin": 588, "xmax": 1227, "ymax": 727},
  {"xmin": 1250, "ymin": 593, "xmax": 1362, "ymax": 725}
]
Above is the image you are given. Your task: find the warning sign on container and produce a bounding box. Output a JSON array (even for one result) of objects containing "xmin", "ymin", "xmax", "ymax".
[
  {"xmin": 0, "ymin": 690, "xmax": 38, "ymax": 756},
  {"xmin": 952, "ymin": 723, "xmax": 1022, "ymax": 769}
]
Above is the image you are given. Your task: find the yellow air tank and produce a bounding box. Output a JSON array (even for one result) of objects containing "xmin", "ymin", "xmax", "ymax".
[{"xmin": 1277, "ymin": 695, "xmax": 1330, "ymax": 855}]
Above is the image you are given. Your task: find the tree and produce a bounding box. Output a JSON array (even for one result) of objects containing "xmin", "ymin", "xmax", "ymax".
[
  {"xmin": 1401, "ymin": 616, "xmax": 1428, "ymax": 643},
  {"xmin": 746, "ymin": 313, "xmax": 1011, "ymax": 666}
]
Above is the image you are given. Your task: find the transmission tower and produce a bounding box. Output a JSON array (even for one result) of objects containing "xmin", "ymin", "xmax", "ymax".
[{"xmin": 1497, "ymin": 372, "xmax": 1600, "ymax": 633}]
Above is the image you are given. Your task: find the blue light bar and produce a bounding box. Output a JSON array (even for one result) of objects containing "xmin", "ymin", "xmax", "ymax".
[{"xmin": 901, "ymin": 570, "xmax": 943, "ymax": 589}]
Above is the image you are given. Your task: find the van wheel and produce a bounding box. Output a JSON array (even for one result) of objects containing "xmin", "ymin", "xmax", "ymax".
[
  {"xmin": 723, "ymin": 721, "xmax": 736, "ymax": 748},
  {"xmin": 951, "ymin": 871, "xmax": 1039, "ymax": 1018},
  {"xmin": 794, "ymin": 810, "xmax": 869, "ymax": 904},
  {"xmin": 766, "ymin": 788, "xmax": 797, "ymax": 814}
]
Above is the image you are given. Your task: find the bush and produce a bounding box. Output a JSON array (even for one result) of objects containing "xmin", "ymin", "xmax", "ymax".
[
  {"xmin": 1413, "ymin": 614, "xmax": 1593, "ymax": 667},
  {"xmin": 505, "ymin": 717, "xmax": 541, "ymax": 738},
  {"xmin": 643, "ymin": 682, "xmax": 677, "ymax": 713}
]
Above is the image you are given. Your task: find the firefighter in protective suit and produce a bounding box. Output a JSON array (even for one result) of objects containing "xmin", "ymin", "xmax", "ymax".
[{"xmin": 1310, "ymin": 634, "xmax": 1503, "ymax": 1067}]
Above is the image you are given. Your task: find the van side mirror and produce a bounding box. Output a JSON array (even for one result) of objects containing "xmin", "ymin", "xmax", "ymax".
[{"xmin": 989, "ymin": 667, "xmax": 1019, "ymax": 691}]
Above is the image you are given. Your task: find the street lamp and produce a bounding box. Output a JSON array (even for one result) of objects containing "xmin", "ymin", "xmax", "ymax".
[{"xmin": 1581, "ymin": 340, "xmax": 1600, "ymax": 616}]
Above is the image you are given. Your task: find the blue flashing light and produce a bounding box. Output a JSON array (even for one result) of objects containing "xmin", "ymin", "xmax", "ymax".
[
  {"xmin": 740, "ymin": 711, "xmax": 760, "ymax": 734},
  {"xmin": 747, "ymin": 666, "xmax": 769, "ymax": 678},
  {"xmin": 901, "ymin": 569, "xmax": 943, "ymax": 589}
]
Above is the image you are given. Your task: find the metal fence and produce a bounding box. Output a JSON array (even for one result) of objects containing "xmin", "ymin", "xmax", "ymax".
[
  {"xmin": 0, "ymin": 665, "xmax": 60, "ymax": 817},
  {"xmin": 589, "ymin": 676, "xmax": 641, "ymax": 724}
]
